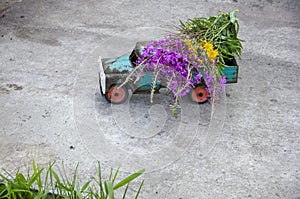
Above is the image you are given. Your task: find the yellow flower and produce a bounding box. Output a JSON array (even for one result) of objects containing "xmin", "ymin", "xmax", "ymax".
[
  {"xmin": 185, "ymin": 39, "xmax": 192, "ymax": 47},
  {"xmin": 213, "ymin": 49, "xmax": 219, "ymax": 57},
  {"xmin": 207, "ymin": 49, "xmax": 219, "ymax": 61},
  {"xmin": 204, "ymin": 42, "xmax": 213, "ymax": 52},
  {"xmin": 201, "ymin": 40, "xmax": 207, "ymax": 45}
]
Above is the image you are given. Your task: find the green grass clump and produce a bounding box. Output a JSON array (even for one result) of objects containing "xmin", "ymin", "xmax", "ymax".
[{"xmin": 0, "ymin": 161, "xmax": 145, "ymax": 199}]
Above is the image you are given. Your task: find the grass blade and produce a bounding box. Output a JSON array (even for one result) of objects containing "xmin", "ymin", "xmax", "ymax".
[
  {"xmin": 112, "ymin": 167, "xmax": 120, "ymax": 185},
  {"xmin": 97, "ymin": 162, "xmax": 105, "ymax": 197},
  {"xmin": 121, "ymin": 183, "xmax": 129, "ymax": 199},
  {"xmin": 81, "ymin": 180, "xmax": 91, "ymax": 193},
  {"xmin": 113, "ymin": 169, "xmax": 145, "ymax": 190},
  {"xmin": 134, "ymin": 180, "xmax": 144, "ymax": 199},
  {"xmin": 104, "ymin": 181, "xmax": 114, "ymax": 199},
  {"xmin": 28, "ymin": 168, "xmax": 44, "ymax": 187}
]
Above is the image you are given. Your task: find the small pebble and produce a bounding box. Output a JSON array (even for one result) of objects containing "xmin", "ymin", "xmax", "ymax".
[{"xmin": 270, "ymin": 99, "xmax": 278, "ymax": 103}]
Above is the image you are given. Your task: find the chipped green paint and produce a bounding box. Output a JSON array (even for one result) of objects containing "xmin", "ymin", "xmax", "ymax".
[
  {"xmin": 137, "ymin": 72, "xmax": 161, "ymax": 90},
  {"xmin": 103, "ymin": 55, "xmax": 133, "ymax": 73}
]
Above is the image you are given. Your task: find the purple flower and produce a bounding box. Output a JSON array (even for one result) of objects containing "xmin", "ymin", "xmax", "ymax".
[
  {"xmin": 218, "ymin": 76, "xmax": 226, "ymax": 91},
  {"xmin": 134, "ymin": 36, "xmax": 225, "ymax": 104}
]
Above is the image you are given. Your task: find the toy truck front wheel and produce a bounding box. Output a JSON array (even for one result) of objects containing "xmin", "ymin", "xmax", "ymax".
[
  {"xmin": 104, "ymin": 84, "xmax": 129, "ymax": 104},
  {"xmin": 191, "ymin": 85, "xmax": 209, "ymax": 104}
]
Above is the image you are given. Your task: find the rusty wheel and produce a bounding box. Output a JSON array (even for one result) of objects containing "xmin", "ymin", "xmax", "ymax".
[
  {"xmin": 191, "ymin": 85, "xmax": 209, "ymax": 104},
  {"xmin": 105, "ymin": 85, "xmax": 128, "ymax": 104}
]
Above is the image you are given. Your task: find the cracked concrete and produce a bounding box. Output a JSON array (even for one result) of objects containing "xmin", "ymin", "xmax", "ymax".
[{"xmin": 0, "ymin": 0, "xmax": 299, "ymax": 198}]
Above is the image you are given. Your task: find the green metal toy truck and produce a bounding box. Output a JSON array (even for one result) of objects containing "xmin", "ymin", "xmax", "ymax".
[{"xmin": 98, "ymin": 42, "xmax": 238, "ymax": 104}]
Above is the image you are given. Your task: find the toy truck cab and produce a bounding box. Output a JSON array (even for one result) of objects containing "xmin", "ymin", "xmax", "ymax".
[{"xmin": 98, "ymin": 42, "xmax": 238, "ymax": 104}]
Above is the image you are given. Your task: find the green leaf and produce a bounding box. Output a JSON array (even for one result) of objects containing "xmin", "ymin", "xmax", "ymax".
[
  {"xmin": 113, "ymin": 169, "xmax": 145, "ymax": 190},
  {"xmin": 81, "ymin": 180, "xmax": 91, "ymax": 192},
  {"xmin": 0, "ymin": 172, "xmax": 11, "ymax": 182},
  {"xmin": 28, "ymin": 168, "xmax": 44, "ymax": 187},
  {"xmin": 109, "ymin": 168, "xmax": 113, "ymax": 181},
  {"xmin": 134, "ymin": 180, "xmax": 144, "ymax": 199},
  {"xmin": 50, "ymin": 169, "xmax": 60, "ymax": 183},
  {"xmin": 104, "ymin": 181, "xmax": 114, "ymax": 199},
  {"xmin": 70, "ymin": 163, "xmax": 79, "ymax": 193},
  {"xmin": 56, "ymin": 181, "xmax": 71, "ymax": 192},
  {"xmin": 77, "ymin": 190, "xmax": 83, "ymax": 199},
  {"xmin": 112, "ymin": 167, "xmax": 120, "ymax": 185},
  {"xmin": 15, "ymin": 173, "xmax": 28, "ymax": 189},
  {"xmin": 97, "ymin": 161, "xmax": 105, "ymax": 196},
  {"xmin": 230, "ymin": 10, "xmax": 238, "ymax": 23},
  {"xmin": 0, "ymin": 184, "xmax": 7, "ymax": 197},
  {"xmin": 121, "ymin": 184, "xmax": 129, "ymax": 199},
  {"xmin": 11, "ymin": 188, "xmax": 33, "ymax": 195}
]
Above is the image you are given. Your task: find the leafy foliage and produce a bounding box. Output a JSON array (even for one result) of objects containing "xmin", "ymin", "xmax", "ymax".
[
  {"xmin": 179, "ymin": 10, "xmax": 244, "ymax": 72},
  {"xmin": 0, "ymin": 161, "xmax": 145, "ymax": 199}
]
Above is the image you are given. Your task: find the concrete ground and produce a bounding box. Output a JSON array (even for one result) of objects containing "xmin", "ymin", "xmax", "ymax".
[{"xmin": 0, "ymin": 0, "xmax": 299, "ymax": 198}]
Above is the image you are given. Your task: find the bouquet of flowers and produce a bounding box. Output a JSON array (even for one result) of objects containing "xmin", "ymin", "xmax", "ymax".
[{"xmin": 123, "ymin": 10, "xmax": 243, "ymax": 116}]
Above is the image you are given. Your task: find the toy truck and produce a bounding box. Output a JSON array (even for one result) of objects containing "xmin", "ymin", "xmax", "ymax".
[{"xmin": 98, "ymin": 42, "xmax": 238, "ymax": 104}]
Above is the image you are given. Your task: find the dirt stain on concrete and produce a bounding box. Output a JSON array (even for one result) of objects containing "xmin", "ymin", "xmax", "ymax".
[
  {"xmin": 0, "ymin": 83, "xmax": 23, "ymax": 94},
  {"xmin": 15, "ymin": 27, "xmax": 62, "ymax": 46},
  {"xmin": 0, "ymin": 141, "xmax": 58, "ymax": 173}
]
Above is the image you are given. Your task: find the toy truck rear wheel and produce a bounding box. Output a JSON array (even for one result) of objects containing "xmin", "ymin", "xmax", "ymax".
[
  {"xmin": 191, "ymin": 85, "xmax": 209, "ymax": 104},
  {"xmin": 105, "ymin": 84, "xmax": 129, "ymax": 104}
]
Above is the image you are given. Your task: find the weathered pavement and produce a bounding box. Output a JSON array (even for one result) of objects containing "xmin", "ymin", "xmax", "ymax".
[{"xmin": 0, "ymin": 0, "xmax": 299, "ymax": 198}]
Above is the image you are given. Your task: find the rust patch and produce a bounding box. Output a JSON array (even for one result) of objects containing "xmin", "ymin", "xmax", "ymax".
[{"xmin": 104, "ymin": 67, "xmax": 130, "ymax": 74}]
